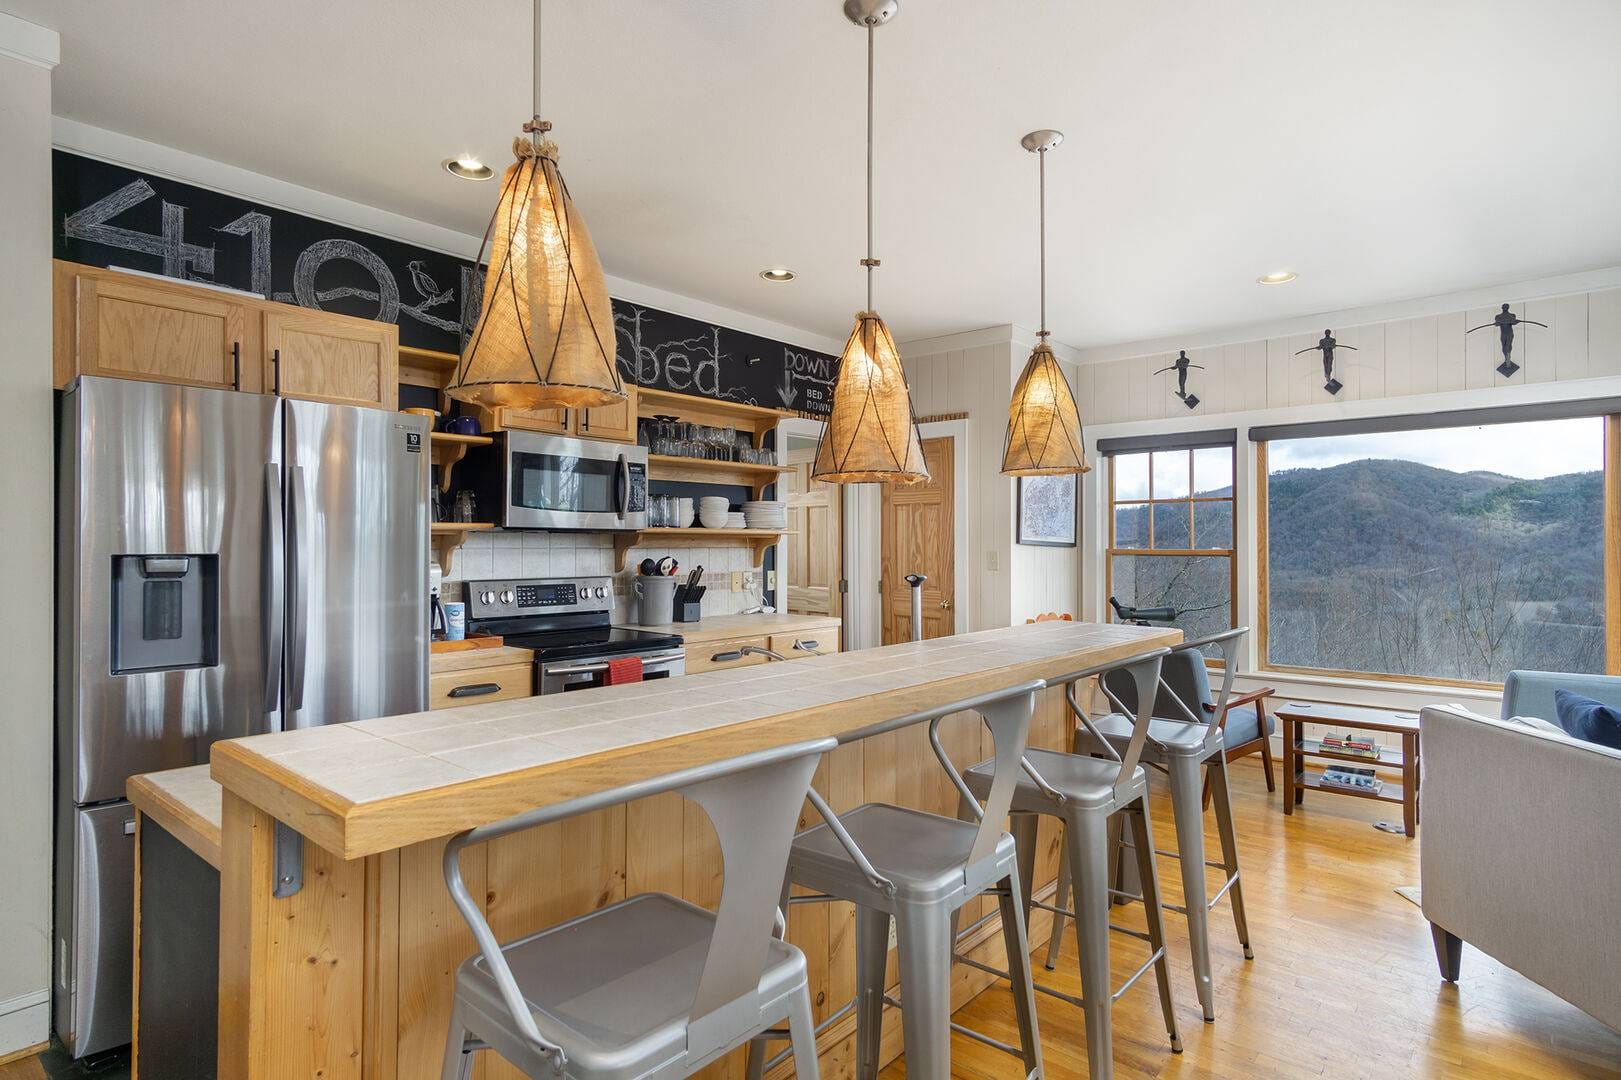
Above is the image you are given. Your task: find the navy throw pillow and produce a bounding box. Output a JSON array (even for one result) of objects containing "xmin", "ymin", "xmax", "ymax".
[{"xmin": 1553, "ymin": 689, "xmax": 1621, "ymax": 751}]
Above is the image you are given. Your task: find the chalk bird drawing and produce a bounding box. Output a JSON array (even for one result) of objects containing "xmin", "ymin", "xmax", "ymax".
[
  {"xmin": 1467, "ymin": 303, "xmax": 1546, "ymax": 379},
  {"xmin": 1153, "ymin": 350, "xmax": 1204, "ymax": 409},
  {"xmin": 1296, "ymin": 330, "xmax": 1356, "ymax": 395}
]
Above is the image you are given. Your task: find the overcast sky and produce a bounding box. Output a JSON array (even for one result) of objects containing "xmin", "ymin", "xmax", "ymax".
[{"xmin": 1267, "ymin": 416, "xmax": 1604, "ymax": 478}]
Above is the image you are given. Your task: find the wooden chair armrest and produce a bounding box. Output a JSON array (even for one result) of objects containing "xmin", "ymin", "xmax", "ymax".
[{"xmin": 1205, "ymin": 687, "xmax": 1278, "ymax": 725}]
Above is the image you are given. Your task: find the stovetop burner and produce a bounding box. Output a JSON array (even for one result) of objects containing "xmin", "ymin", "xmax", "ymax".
[{"xmin": 501, "ymin": 625, "xmax": 684, "ymax": 662}]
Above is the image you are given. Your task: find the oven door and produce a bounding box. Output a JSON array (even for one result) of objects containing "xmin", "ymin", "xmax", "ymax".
[
  {"xmin": 537, "ymin": 648, "xmax": 686, "ymax": 694},
  {"xmin": 504, "ymin": 433, "xmax": 648, "ymax": 531}
]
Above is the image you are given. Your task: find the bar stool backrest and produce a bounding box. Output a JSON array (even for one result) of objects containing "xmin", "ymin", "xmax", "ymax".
[
  {"xmin": 1043, "ymin": 647, "xmax": 1170, "ymax": 799},
  {"xmin": 441, "ymin": 736, "xmax": 837, "ymax": 1069},
  {"xmin": 1101, "ymin": 628, "xmax": 1246, "ymax": 730}
]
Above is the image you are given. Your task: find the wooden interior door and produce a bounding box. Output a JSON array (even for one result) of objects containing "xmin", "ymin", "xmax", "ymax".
[
  {"xmin": 881, "ymin": 436, "xmax": 955, "ymax": 643},
  {"xmin": 263, "ymin": 307, "xmax": 397, "ymax": 408},
  {"xmin": 75, "ymin": 270, "xmax": 255, "ymax": 392},
  {"xmin": 784, "ymin": 448, "xmax": 840, "ymax": 616}
]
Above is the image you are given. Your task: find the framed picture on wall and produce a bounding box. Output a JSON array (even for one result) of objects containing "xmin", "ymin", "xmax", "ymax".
[{"xmin": 1016, "ymin": 474, "xmax": 1077, "ymax": 547}]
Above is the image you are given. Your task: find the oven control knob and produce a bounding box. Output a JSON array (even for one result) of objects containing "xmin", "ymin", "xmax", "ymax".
[
  {"xmin": 499, "ymin": 589, "xmax": 515, "ymax": 605},
  {"xmin": 479, "ymin": 590, "xmax": 496, "ymax": 605},
  {"xmin": 593, "ymin": 586, "xmax": 608, "ymax": 599},
  {"xmin": 578, "ymin": 581, "xmax": 590, "ymax": 597}
]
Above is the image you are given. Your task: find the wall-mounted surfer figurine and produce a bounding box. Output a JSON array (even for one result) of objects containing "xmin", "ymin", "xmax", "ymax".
[
  {"xmin": 1296, "ymin": 329, "xmax": 1356, "ymax": 395},
  {"xmin": 1467, "ymin": 303, "xmax": 1546, "ymax": 379},
  {"xmin": 1153, "ymin": 349, "xmax": 1204, "ymax": 409}
]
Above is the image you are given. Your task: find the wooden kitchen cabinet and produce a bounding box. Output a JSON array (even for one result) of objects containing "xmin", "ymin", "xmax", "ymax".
[
  {"xmin": 769, "ymin": 628, "xmax": 840, "ymax": 658},
  {"xmin": 682, "ymin": 634, "xmax": 772, "ymax": 674},
  {"xmin": 59, "ymin": 262, "xmax": 261, "ymax": 392},
  {"xmin": 428, "ymin": 661, "xmax": 534, "ymax": 709},
  {"xmin": 480, "ymin": 381, "xmax": 639, "ymax": 443},
  {"xmin": 263, "ymin": 306, "xmax": 398, "ymax": 409}
]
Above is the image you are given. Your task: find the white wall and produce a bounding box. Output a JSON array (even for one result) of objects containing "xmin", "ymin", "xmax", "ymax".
[{"xmin": 0, "ymin": 10, "xmax": 58, "ymax": 1057}]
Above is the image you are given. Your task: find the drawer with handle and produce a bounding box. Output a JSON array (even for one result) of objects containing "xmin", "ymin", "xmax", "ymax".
[
  {"xmin": 769, "ymin": 629, "xmax": 840, "ymax": 659},
  {"xmin": 684, "ymin": 635, "xmax": 772, "ymax": 675},
  {"xmin": 429, "ymin": 661, "xmax": 534, "ymax": 710}
]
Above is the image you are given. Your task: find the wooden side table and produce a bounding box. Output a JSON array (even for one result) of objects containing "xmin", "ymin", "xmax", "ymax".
[{"xmin": 1275, "ymin": 702, "xmax": 1422, "ymax": 837}]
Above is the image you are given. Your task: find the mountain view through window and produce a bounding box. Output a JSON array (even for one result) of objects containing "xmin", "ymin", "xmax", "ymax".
[{"xmin": 1264, "ymin": 417, "xmax": 1607, "ymax": 682}]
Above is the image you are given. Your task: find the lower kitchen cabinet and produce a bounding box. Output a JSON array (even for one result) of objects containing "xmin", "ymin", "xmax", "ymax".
[{"xmin": 428, "ymin": 660, "xmax": 534, "ymax": 709}]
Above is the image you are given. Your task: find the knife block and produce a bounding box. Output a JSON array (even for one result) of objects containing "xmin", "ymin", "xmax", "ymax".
[{"xmin": 672, "ymin": 584, "xmax": 703, "ymax": 623}]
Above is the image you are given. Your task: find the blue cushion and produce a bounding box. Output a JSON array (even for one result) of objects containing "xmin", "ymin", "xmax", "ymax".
[
  {"xmin": 1553, "ymin": 690, "xmax": 1621, "ymax": 751},
  {"xmin": 1221, "ymin": 705, "xmax": 1275, "ymax": 748}
]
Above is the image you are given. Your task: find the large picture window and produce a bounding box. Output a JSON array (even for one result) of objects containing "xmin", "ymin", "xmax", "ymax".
[
  {"xmin": 1107, "ymin": 445, "xmax": 1236, "ymax": 651},
  {"xmin": 1260, "ymin": 416, "xmax": 1613, "ymax": 683}
]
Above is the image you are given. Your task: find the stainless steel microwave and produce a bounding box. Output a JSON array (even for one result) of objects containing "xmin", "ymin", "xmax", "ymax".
[{"xmin": 480, "ymin": 431, "xmax": 648, "ymax": 531}]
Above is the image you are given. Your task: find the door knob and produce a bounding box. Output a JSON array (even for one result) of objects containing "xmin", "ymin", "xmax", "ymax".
[{"xmin": 940, "ymin": 599, "xmax": 953, "ymax": 610}]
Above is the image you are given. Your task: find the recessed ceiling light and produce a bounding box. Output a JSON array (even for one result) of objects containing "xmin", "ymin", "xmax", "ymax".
[
  {"xmin": 1257, "ymin": 270, "xmax": 1298, "ymax": 285},
  {"xmin": 443, "ymin": 156, "xmax": 494, "ymax": 181},
  {"xmin": 759, "ymin": 268, "xmax": 796, "ymax": 282}
]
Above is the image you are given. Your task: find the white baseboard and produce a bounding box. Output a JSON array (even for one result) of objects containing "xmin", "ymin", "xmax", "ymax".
[{"xmin": 0, "ymin": 989, "xmax": 49, "ymax": 1059}]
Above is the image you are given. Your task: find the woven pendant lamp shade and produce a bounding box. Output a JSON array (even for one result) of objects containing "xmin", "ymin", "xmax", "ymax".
[
  {"xmin": 1002, "ymin": 342, "xmax": 1090, "ymax": 475},
  {"xmin": 813, "ymin": 311, "xmax": 929, "ymax": 484},
  {"xmin": 448, "ymin": 137, "xmax": 624, "ymax": 411}
]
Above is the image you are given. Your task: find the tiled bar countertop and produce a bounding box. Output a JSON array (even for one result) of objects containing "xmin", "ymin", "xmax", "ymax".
[{"xmin": 211, "ymin": 621, "xmax": 1178, "ymax": 860}]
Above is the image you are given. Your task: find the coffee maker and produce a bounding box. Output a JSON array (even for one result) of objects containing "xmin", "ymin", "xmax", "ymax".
[{"xmin": 429, "ymin": 563, "xmax": 447, "ymax": 639}]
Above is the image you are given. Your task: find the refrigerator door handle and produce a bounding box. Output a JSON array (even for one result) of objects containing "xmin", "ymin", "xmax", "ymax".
[
  {"xmin": 263, "ymin": 463, "xmax": 285, "ymax": 716},
  {"xmin": 287, "ymin": 464, "xmax": 311, "ymax": 715}
]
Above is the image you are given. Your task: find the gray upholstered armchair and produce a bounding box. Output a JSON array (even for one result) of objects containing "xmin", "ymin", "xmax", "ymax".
[{"xmin": 1420, "ymin": 670, "xmax": 1621, "ymax": 1033}]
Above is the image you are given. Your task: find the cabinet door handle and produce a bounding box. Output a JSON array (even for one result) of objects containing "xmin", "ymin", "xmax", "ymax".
[
  {"xmin": 448, "ymin": 682, "xmax": 503, "ymax": 698},
  {"xmin": 231, "ymin": 342, "xmax": 242, "ymax": 391},
  {"xmin": 271, "ymin": 348, "xmax": 282, "ymax": 396},
  {"xmin": 710, "ymin": 650, "xmax": 744, "ymax": 663},
  {"xmin": 793, "ymin": 639, "xmax": 820, "ymax": 652}
]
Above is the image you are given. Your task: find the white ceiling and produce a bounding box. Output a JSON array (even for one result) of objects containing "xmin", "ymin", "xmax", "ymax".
[{"xmin": 18, "ymin": 0, "xmax": 1621, "ymax": 349}]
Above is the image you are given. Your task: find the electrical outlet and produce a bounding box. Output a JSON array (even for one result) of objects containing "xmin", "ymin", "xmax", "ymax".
[
  {"xmin": 766, "ymin": 569, "xmax": 777, "ymax": 590},
  {"xmin": 987, "ymin": 550, "xmax": 999, "ymax": 572}
]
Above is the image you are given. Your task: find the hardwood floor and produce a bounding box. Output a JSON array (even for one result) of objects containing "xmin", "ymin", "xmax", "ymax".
[
  {"xmin": 5, "ymin": 760, "xmax": 1616, "ymax": 1080},
  {"xmin": 881, "ymin": 760, "xmax": 1621, "ymax": 1079}
]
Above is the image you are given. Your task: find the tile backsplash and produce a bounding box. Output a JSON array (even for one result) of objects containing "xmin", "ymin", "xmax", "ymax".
[{"xmin": 440, "ymin": 530, "xmax": 769, "ymax": 623}]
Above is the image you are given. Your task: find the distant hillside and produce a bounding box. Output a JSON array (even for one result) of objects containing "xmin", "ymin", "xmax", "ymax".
[{"xmin": 1266, "ymin": 459, "xmax": 1602, "ymax": 591}]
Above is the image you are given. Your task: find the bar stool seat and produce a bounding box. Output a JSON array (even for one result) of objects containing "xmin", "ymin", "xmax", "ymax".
[
  {"xmin": 1089, "ymin": 713, "xmax": 1225, "ymax": 756},
  {"xmin": 966, "ymin": 747, "xmax": 1148, "ymax": 810},
  {"xmin": 454, "ymin": 893, "xmax": 809, "ymax": 1080},
  {"xmin": 790, "ymin": 803, "xmax": 1015, "ymax": 903}
]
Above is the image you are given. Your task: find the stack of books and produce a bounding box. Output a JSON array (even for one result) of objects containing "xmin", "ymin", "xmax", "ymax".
[
  {"xmin": 1321, "ymin": 732, "xmax": 1381, "ymax": 759},
  {"xmin": 1320, "ymin": 766, "xmax": 1383, "ymax": 794}
]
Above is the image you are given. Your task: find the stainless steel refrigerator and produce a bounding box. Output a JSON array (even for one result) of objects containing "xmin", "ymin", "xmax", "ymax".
[{"xmin": 54, "ymin": 376, "xmax": 429, "ymax": 1056}]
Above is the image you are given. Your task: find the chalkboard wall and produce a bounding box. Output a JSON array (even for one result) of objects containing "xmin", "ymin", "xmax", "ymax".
[{"xmin": 53, "ymin": 150, "xmax": 840, "ymax": 415}]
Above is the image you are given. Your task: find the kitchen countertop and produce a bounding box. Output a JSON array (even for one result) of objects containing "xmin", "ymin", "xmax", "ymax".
[
  {"xmin": 618, "ymin": 612, "xmax": 841, "ymax": 645},
  {"xmin": 128, "ymin": 764, "xmax": 222, "ymax": 869},
  {"xmin": 210, "ymin": 620, "xmax": 1178, "ymax": 860},
  {"xmin": 429, "ymin": 645, "xmax": 535, "ymax": 673}
]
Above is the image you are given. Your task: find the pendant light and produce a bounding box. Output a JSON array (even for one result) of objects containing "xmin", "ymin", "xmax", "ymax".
[
  {"xmin": 1001, "ymin": 130, "xmax": 1089, "ymax": 476},
  {"xmin": 447, "ymin": 0, "xmax": 624, "ymax": 411},
  {"xmin": 812, "ymin": 0, "xmax": 929, "ymax": 485}
]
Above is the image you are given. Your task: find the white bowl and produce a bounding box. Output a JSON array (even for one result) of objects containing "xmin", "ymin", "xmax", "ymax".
[
  {"xmin": 699, "ymin": 510, "xmax": 729, "ymax": 530},
  {"xmin": 699, "ymin": 496, "xmax": 730, "ymax": 510},
  {"xmin": 678, "ymin": 498, "xmax": 695, "ymax": 527}
]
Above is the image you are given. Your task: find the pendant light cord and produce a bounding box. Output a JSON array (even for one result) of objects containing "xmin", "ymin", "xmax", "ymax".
[
  {"xmin": 1037, "ymin": 146, "xmax": 1048, "ymax": 340},
  {"xmin": 529, "ymin": 0, "xmax": 550, "ymax": 146},
  {"xmin": 865, "ymin": 22, "xmax": 876, "ymax": 312}
]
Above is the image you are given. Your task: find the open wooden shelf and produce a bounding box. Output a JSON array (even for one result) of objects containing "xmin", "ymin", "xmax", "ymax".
[
  {"xmin": 647, "ymin": 453, "xmax": 791, "ymax": 498},
  {"xmin": 1298, "ymin": 771, "xmax": 1407, "ymax": 806},
  {"xmin": 430, "ymin": 522, "xmax": 495, "ymax": 575},
  {"xmin": 637, "ymin": 387, "xmax": 789, "ymax": 423},
  {"xmin": 429, "ymin": 431, "xmax": 493, "ymax": 492},
  {"xmin": 612, "ymin": 526, "xmax": 788, "ymax": 571}
]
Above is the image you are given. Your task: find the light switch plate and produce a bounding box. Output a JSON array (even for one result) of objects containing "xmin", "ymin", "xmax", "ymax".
[{"xmin": 987, "ymin": 550, "xmax": 999, "ymax": 571}]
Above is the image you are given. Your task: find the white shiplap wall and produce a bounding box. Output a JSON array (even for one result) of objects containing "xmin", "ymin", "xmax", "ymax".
[{"xmin": 1073, "ymin": 285, "xmax": 1621, "ymax": 425}]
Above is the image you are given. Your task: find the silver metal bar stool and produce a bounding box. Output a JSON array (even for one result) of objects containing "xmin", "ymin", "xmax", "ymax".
[
  {"xmin": 748, "ymin": 679, "xmax": 1048, "ymax": 1080},
  {"xmin": 1049, "ymin": 627, "xmax": 1254, "ymax": 1023},
  {"xmin": 956, "ymin": 648, "xmax": 1181, "ymax": 1080},
  {"xmin": 438, "ymin": 735, "xmax": 837, "ymax": 1080}
]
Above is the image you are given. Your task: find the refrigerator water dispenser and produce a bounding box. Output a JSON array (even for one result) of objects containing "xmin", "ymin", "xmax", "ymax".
[{"xmin": 110, "ymin": 554, "xmax": 219, "ymax": 674}]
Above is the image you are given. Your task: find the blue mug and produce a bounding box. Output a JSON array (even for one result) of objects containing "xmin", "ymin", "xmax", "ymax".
[{"xmin": 443, "ymin": 415, "xmax": 482, "ymax": 436}]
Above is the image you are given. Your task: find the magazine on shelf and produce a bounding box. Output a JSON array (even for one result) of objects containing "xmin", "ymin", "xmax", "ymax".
[
  {"xmin": 1321, "ymin": 732, "xmax": 1381, "ymax": 758},
  {"xmin": 1320, "ymin": 766, "xmax": 1383, "ymax": 794}
]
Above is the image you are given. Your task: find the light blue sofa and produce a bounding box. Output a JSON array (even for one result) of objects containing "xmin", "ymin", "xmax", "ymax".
[{"xmin": 1420, "ymin": 670, "xmax": 1621, "ymax": 1033}]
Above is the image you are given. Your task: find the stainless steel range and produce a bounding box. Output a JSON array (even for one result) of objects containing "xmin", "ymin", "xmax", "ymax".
[{"xmin": 464, "ymin": 576, "xmax": 684, "ymax": 693}]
